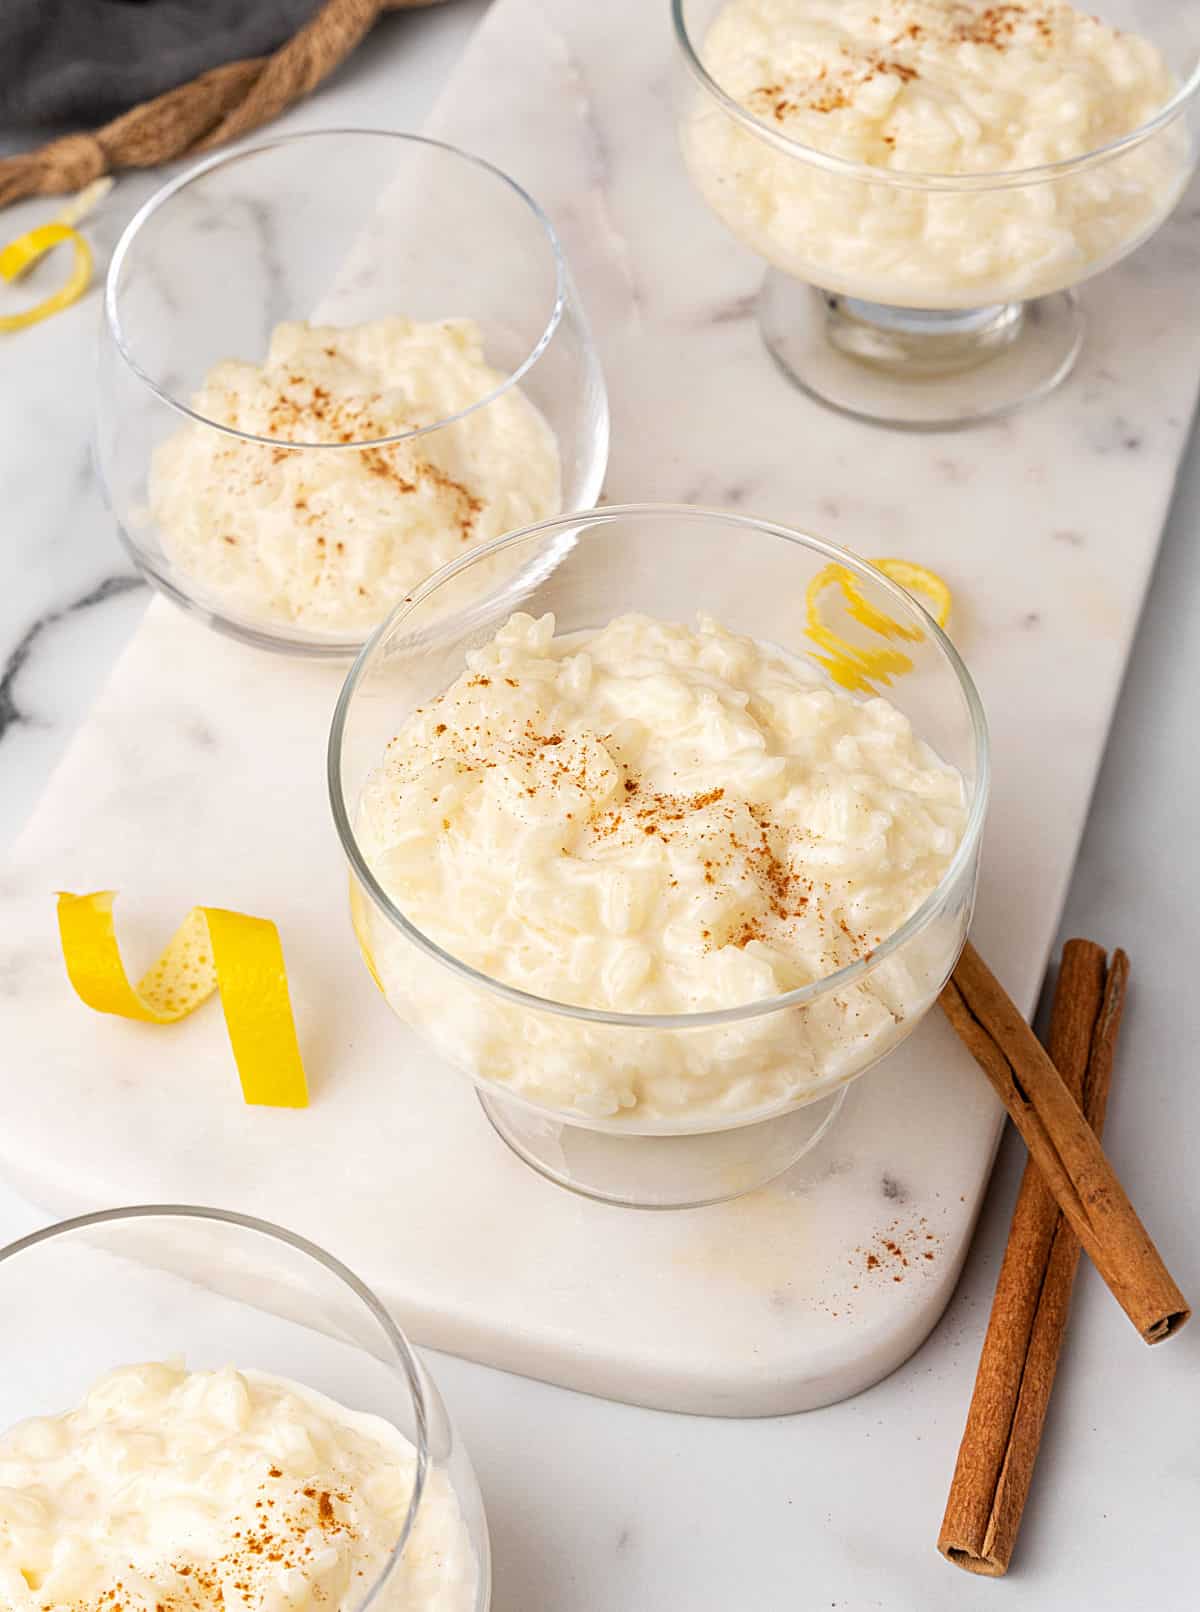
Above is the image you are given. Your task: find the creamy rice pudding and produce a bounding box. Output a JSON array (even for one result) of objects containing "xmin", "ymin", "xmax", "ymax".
[
  {"xmin": 683, "ymin": 0, "xmax": 1187, "ymax": 306},
  {"xmin": 355, "ymin": 610, "xmax": 968, "ymax": 1123},
  {"xmin": 0, "ymin": 1362, "xmax": 477, "ymax": 1612},
  {"xmin": 150, "ymin": 317, "xmax": 561, "ymax": 636}
]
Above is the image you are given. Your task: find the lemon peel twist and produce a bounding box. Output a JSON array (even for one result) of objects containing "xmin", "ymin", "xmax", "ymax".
[
  {"xmin": 56, "ymin": 891, "xmax": 309, "ymax": 1109},
  {"xmin": 805, "ymin": 557, "xmax": 953, "ymax": 692},
  {"xmin": 1, "ymin": 178, "xmax": 112, "ymax": 334}
]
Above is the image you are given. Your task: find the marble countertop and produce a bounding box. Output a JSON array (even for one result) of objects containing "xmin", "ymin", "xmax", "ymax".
[{"xmin": 2, "ymin": 4, "xmax": 1199, "ymax": 1608}]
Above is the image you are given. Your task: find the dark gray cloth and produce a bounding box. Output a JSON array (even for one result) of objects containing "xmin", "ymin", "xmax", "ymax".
[{"xmin": 0, "ymin": 0, "xmax": 326, "ymax": 126}]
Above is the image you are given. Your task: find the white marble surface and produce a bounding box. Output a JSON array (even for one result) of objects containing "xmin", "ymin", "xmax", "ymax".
[
  {"xmin": 1, "ymin": 585, "xmax": 1006, "ymax": 1416},
  {"xmin": 2, "ymin": 2, "xmax": 1199, "ymax": 1607},
  {"xmin": 0, "ymin": 0, "xmax": 1080, "ymax": 1421}
]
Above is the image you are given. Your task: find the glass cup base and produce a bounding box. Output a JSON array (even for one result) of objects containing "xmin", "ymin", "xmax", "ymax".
[
  {"xmin": 758, "ymin": 270, "xmax": 1085, "ymax": 430},
  {"xmin": 475, "ymin": 1085, "xmax": 847, "ymax": 1210}
]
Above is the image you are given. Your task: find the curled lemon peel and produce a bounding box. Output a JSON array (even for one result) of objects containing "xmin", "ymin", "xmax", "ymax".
[
  {"xmin": 1, "ymin": 178, "xmax": 112, "ymax": 334},
  {"xmin": 56, "ymin": 891, "xmax": 309, "ymax": 1109},
  {"xmin": 805, "ymin": 557, "xmax": 952, "ymax": 692}
]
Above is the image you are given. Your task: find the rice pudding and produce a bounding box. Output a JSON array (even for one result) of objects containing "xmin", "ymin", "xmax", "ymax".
[
  {"xmin": 0, "ymin": 1361, "xmax": 477, "ymax": 1612},
  {"xmin": 682, "ymin": 0, "xmax": 1188, "ymax": 307},
  {"xmin": 354, "ymin": 610, "xmax": 969, "ymax": 1123},
  {"xmin": 150, "ymin": 317, "xmax": 561, "ymax": 636}
]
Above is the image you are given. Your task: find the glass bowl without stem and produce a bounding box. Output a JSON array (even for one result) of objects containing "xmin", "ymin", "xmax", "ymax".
[
  {"xmin": 673, "ymin": 0, "xmax": 1200, "ymax": 430},
  {"xmin": 329, "ymin": 504, "xmax": 990, "ymax": 1209},
  {"xmin": 96, "ymin": 129, "xmax": 609, "ymax": 657},
  {"xmin": 0, "ymin": 1206, "xmax": 490, "ymax": 1612}
]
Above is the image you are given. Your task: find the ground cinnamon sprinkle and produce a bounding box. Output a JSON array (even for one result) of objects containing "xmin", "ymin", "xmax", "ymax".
[
  {"xmin": 878, "ymin": 58, "xmax": 918, "ymax": 81},
  {"xmin": 235, "ymin": 376, "xmax": 488, "ymax": 554},
  {"xmin": 751, "ymin": 1, "xmax": 1065, "ymax": 120},
  {"xmin": 415, "ymin": 709, "xmax": 876, "ymax": 970},
  {"xmin": 71, "ymin": 1472, "xmax": 360, "ymax": 1612}
]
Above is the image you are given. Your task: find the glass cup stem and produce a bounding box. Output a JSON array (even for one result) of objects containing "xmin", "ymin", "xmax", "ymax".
[
  {"xmin": 476, "ymin": 1085, "xmax": 848, "ymax": 1209},
  {"xmin": 759, "ymin": 269, "xmax": 1085, "ymax": 429},
  {"xmin": 822, "ymin": 295, "xmax": 1026, "ymax": 376}
]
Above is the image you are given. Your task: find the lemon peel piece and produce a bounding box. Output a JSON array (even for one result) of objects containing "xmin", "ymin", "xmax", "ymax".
[
  {"xmin": 0, "ymin": 223, "xmax": 91, "ymax": 332},
  {"xmin": 873, "ymin": 558, "xmax": 952, "ymax": 628},
  {"xmin": 56, "ymin": 891, "xmax": 309, "ymax": 1109},
  {"xmin": 1, "ymin": 178, "xmax": 112, "ymax": 334},
  {"xmin": 805, "ymin": 557, "xmax": 952, "ymax": 692}
]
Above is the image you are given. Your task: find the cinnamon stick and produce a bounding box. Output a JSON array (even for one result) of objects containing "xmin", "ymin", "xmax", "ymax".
[
  {"xmin": 938, "ymin": 941, "xmax": 1122, "ymax": 1574},
  {"xmin": 940, "ymin": 941, "xmax": 1188, "ymax": 1345}
]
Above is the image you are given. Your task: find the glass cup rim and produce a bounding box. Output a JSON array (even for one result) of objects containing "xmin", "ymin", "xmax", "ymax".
[
  {"xmin": 671, "ymin": 0, "xmax": 1200, "ymax": 193},
  {"xmin": 0, "ymin": 1202, "xmax": 432, "ymax": 1611},
  {"xmin": 103, "ymin": 127, "xmax": 569, "ymax": 451},
  {"xmin": 328, "ymin": 500, "xmax": 991, "ymax": 1031}
]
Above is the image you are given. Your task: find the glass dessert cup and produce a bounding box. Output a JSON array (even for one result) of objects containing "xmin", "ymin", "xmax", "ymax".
[
  {"xmin": 96, "ymin": 130, "xmax": 609, "ymax": 656},
  {"xmin": 673, "ymin": 0, "xmax": 1200, "ymax": 430},
  {"xmin": 0, "ymin": 1205, "xmax": 490, "ymax": 1611},
  {"xmin": 329, "ymin": 504, "xmax": 990, "ymax": 1209}
]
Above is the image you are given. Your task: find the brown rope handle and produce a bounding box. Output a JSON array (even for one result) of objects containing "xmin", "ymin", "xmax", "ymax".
[{"xmin": 0, "ymin": 0, "xmax": 445, "ymax": 212}]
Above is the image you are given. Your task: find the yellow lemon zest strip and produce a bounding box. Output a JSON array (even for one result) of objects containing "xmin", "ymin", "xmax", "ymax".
[
  {"xmin": 0, "ymin": 224, "xmax": 92, "ymax": 332},
  {"xmin": 872, "ymin": 558, "xmax": 953, "ymax": 628},
  {"xmin": 805, "ymin": 558, "xmax": 952, "ymax": 693},
  {"xmin": 56, "ymin": 891, "xmax": 309, "ymax": 1109},
  {"xmin": 52, "ymin": 177, "xmax": 115, "ymax": 229},
  {"xmin": 0, "ymin": 179, "xmax": 112, "ymax": 334}
]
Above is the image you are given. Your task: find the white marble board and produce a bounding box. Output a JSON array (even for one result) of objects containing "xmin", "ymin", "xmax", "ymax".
[{"xmin": 2, "ymin": 0, "xmax": 1198, "ymax": 1416}]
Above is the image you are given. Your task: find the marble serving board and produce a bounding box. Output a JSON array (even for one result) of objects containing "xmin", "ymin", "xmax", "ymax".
[{"xmin": 3, "ymin": 0, "xmax": 1199, "ymax": 1416}]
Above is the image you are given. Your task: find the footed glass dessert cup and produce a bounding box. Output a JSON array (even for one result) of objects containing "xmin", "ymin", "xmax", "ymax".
[
  {"xmin": 330, "ymin": 504, "xmax": 989, "ymax": 1209},
  {"xmin": 673, "ymin": 0, "xmax": 1200, "ymax": 429},
  {"xmin": 0, "ymin": 1205, "xmax": 490, "ymax": 1610},
  {"xmin": 97, "ymin": 129, "xmax": 608, "ymax": 655}
]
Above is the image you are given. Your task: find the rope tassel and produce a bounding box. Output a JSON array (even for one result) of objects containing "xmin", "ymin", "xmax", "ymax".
[{"xmin": 0, "ymin": 0, "xmax": 444, "ymax": 212}]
